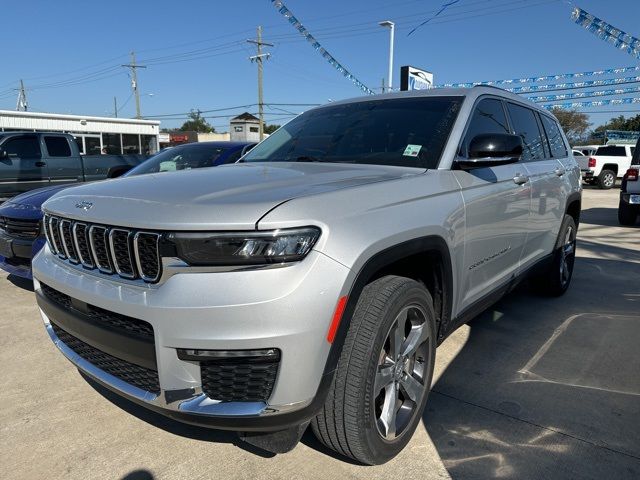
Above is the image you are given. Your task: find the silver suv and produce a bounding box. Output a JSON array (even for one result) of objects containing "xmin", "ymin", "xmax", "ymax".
[{"xmin": 33, "ymin": 87, "xmax": 581, "ymax": 465}]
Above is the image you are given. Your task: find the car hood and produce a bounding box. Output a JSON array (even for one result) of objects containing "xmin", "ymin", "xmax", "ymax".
[
  {"xmin": 43, "ymin": 162, "xmax": 421, "ymax": 230},
  {"xmin": 0, "ymin": 184, "xmax": 71, "ymax": 220}
]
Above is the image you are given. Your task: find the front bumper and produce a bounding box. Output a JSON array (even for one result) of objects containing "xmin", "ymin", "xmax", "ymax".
[
  {"xmin": 32, "ymin": 247, "xmax": 351, "ymax": 431},
  {"xmin": 0, "ymin": 232, "xmax": 43, "ymax": 279}
]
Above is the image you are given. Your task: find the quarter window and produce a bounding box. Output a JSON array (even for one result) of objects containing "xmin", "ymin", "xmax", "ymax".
[
  {"xmin": 3, "ymin": 136, "xmax": 41, "ymax": 158},
  {"xmin": 540, "ymin": 115, "xmax": 567, "ymax": 158},
  {"xmin": 44, "ymin": 136, "xmax": 72, "ymax": 157},
  {"xmin": 462, "ymin": 98, "xmax": 510, "ymax": 156},
  {"xmin": 506, "ymin": 103, "xmax": 546, "ymax": 162}
]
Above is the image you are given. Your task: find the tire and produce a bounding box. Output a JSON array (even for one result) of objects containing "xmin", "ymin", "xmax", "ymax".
[
  {"xmin": 618, "ymin": 199, "xmax": 638, "ymax": 226},
  {"xmin": 597, "ymin": 170, "xmax": 616, "ymax": 189},
  {"xmin": 535, "ymin": 215, "xmax": 577, "ymax": 296},
  {"xmin": 311, "ymin": 276, "xmax": 436, "ymax": 465}
]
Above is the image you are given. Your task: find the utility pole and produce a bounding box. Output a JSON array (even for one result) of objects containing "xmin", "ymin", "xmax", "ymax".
[
  {"xmin": 122, "ymin": 51, "xmax": 146, "ymax": 119},
  {"xmin": 247, "ymin": 26, "xmax": 273, "ymax": 140},
  {"xmin": 379, "ymin": 20, "xmax": 395, "ymax": 92},
  {"xmin": 15, "ymin": 79, "xmax": 28, "ymax": 111},
  {"xmin": 113, "ymin": 96, "xmax": 118, "ymax": 118}
]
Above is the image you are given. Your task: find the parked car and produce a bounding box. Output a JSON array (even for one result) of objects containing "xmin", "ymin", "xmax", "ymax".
[
  {"xmin": 572, "ymin": 149, "xmax": 585, "ymax": 157},
  {"xmin": 573, "ymin": 144, "xmax": 599, "ymax": 156},
  {"xmin": 0, "ymin": 132, "xmax": 149, "ymax": 202},
  {"xmin": 581, "ymin": 144, "xmax": 636, "ymax": 189},
  {"xmin": 33, "ymin": 87, "xmax": 580, "ymax": 465},
  {"xmin": 0, "ymin": 141, "xmax": 255, "ymax": 279},
  {"xmin": 618, "ymin": 137, "xmax": 640, "ymax": 225}
]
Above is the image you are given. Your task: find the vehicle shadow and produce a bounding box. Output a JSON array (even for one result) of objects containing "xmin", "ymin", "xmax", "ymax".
[
  {"xmin": 80, "ymin": 373, "xmax": 276, "ymax": 459},
  {"xmin": 121, "ymin": 470, "xmax": 154, "ymax": 480},
  {"xmin": 580, "ymin": 206, "xmax": 624, "ymax": 228},
  {"xmin": 7, "ymin": 273, "xmax": 34, "ymax": 291},
  {"xmin": 423, "ymin": 253, "xmax": 640, "ymax": 479}
]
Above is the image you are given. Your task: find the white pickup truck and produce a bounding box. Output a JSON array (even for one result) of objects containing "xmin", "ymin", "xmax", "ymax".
[{"xmin": 579, "ymin": 144, "xmax": 636, "ymax": 189}]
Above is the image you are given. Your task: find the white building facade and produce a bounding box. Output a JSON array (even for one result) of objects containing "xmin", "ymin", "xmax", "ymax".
[{"xmin": 0, "ymin": 110, "xmax": 160, "ymax": 155}]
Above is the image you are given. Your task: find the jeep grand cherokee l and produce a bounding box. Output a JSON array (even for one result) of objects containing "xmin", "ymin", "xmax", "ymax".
[{"xmin": 32, "ymin": 87, "xmax": 581, "ymax": 465}]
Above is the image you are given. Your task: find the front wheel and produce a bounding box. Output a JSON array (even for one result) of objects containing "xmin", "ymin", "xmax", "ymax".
[{"xmin": 312, "ymin": 276, "xmax": 436, "ymax": 465}]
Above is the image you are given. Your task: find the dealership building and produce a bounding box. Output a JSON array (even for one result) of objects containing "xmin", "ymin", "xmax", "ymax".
[{"xmin": 0, "ymin": 110, "xmax": 160, "ymax": 155}]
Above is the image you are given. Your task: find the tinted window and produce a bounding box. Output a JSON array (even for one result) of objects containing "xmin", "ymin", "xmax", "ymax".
[
  {"xmin": 540, "ymin": 115, "xmax": 567, "ymax": 158},
  {"xmin": 630, "ymin": 146, "xmax": 635, "ymax": 157},
  {"xmin": 595, "ymin": 146, "xmax": 626, "ymax": 156},
  {"xmin": 102, "ymin": 133, "xmax": 122, "ymax": 154},
  {"xmin": 85, "ymin": 137, "xmax": 101, "ymax": 155},
  {"xmin": 506, "ymin": 103, "xmax": 546, "ymax": 162},
  {"xmin": 123, "ymin": 134, "xmax": 140, "ymax": 154},
  {"xmin": 44, "ymin": 136, "xmax": 71, "ymax": 157},
  {"xmin": 3, "ymin": 136, "xmax": 41, "ymax": 158},
  {"xmin": 462, "ymin": 98, "xmax": 510, "ymax": 156},
  {"xmin": 243, "ymin": 97, "xmax": 463, "ymax": 169},
  {"xmin": 126, "ymin": 144, "xmax": 227, "ymax": 176},
  {"xmin": 223, "ymin": 149, "xmax": 242, "ymax": 164}
]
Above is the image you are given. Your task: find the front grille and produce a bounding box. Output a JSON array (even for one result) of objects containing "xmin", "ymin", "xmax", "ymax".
[
  {"xmin": 201, "ymin": 359, "xmax": 279, "ymax": 402},
  {"xmin": 0, "ymin": 216, "xmax": 41, "ymax": 239},
  {"xmin": 44, "ymin": 214, "xmax": 162, "ymax": 283},
  {"xmin": 40, "ymin": 283, "xmax": 72, "ymax": 309},
  {"xmin": 51, "ymin": 322, "xmax": 160, "ymax": 394}
]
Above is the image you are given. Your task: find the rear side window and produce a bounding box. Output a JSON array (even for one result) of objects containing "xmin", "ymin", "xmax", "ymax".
[
  {"xmin": 506, "ymin": 103, "xmax": 546, "ymax": 162},
  {"xmin": 595, "ymin": 146, "xmax": 626, "ymax": 156},
  {"xmin": 461, "ymin": 98, "xmax": 510, "ymax": 156},
  {"xmin": 44, "ymin": 136, "xmax": 71, "ymax": 157},
  {"xmin": 540, "ymin": 115, "xmax": 568, "ymax": 158},
  {"xmin": 3, "ymin": 136, "xmax": 41, "ymax": 158}
]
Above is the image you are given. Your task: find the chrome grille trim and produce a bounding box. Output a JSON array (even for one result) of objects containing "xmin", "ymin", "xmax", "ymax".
[
  {"xmin": 133, "ymin": 232, "xmax": 162, "ymax": 283},
  {"xmin": 72, "ymin": 222, "xmax": 94, "ymax": 268},
  {"xmin": 49, "ymin": 217, "xmax": 65, "ymax": 259},
  {"xmin": 43, "ymin": 215, "xmax": 55, "ymax": 254},
  {"xmin": 109, "ymin": 229, "xmax": 137, "ymax": 279},
  {"xmin": 89, "ymin": 225, "xmax": 113, "ymax": 274},
  {"xmin": 59, "ymin": 219, "xmax": 79, "ymax": 263}
]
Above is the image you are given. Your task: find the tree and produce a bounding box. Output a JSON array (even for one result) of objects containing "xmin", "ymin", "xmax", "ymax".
[
  {"xmin": 594, "ymin": 113, "xmax": 640, "ymax": 133},
  {"xmin": 263, "ymin": 123, "xmax": 281, "ymax": 135},
  {"xmin": 551, "ymin": 108, "xmax": 591, "ymax": 144},
  {"xmin": 178, "ymin": 110, "xmax": 215, "ymax": 133}
]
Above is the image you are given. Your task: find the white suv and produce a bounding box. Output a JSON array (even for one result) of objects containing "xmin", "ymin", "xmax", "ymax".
[{"xmin": 33, "ymin": 87, "xmax": 581, "ymax": 464}]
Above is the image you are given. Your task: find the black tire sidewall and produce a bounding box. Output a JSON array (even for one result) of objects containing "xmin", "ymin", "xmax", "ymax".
[
  {"xmin": 549, "ymin": 215, "xmax": 577, "ymax": 295},
  {"xmin": 359, "ymin": 280, "xmax": 437, "ymax": 463}
]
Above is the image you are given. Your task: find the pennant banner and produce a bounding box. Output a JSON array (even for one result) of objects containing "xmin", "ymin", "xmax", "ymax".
[
  {"xmin": 435, "ymin": 65, "xmax": 640, "ymax": 89},
  {"xmin": 572, "ymin": 7, "xmax": 640, "ymax": 59},
  {"xmin": 528, "ymin": 86, "xmax": 640, "ymax": 103},
  {"xmin": 541, "ymin": 97, "xmax": 640, "ymax": 110},
  {"xmin": 269, "ymin": 1, "xmax": 374, "ymax": 95},
  {"xmin": 506, "ymin": 76, "xmax": 640, "ymax": 94}
]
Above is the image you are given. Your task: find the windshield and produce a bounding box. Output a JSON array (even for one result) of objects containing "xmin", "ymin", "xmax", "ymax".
[
  {"xmin": 126, "ymin": 144, "xmax": 229, "ymax": 176},
  {"xmin": 242, "ymin": 96, "xmax": 462, "ymax": 169}
]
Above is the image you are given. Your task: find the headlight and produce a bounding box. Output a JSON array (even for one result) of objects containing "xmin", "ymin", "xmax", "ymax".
[{"xmin": 165, "ymin": 227, "xmax": 321, "ymax": 266}]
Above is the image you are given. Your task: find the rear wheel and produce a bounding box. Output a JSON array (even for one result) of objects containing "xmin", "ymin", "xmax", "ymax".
[
  {"xmin": 597, "ymin": 170, "xmax": 616, "ymax": 189},
  {"xmin": 312, "ymin": 276, "xmax": 436, "ymax": 465},
  {"xmin": 534, "ymin": 215, "xmax": 577, "ymax": 296},
  {"xmin": 618, "ymin": 199, "xmax": 638, "ymax": 226}
]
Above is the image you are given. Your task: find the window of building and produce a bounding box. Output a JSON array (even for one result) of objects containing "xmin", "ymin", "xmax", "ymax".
[
  {"xmin": 85, "ymin": 136, "xmax": 102, "ymax": 155},
  {"xmin": 540, "ymin": 114, "xmax": 567, "ymax": 158},
  {"xmin": 249, "ymin": 126, "xmax": 259, "ymax": 133},
  {"xmin": 234, "ymin": 126, "xmax": 243, "ymax": 132},
  {"xmin": 506, "ymin": 103, "xmax": 546, "ymax": 162},
  {"xmin": 73, "ymin": 136, "xmax": 85, "ymax": 154},
  {"xmin": 122, "ymin": 134, "xmax": 140, "ymax": 154},
  {"xmin": 461, "ymin": 98, "xmax": 510, "ymax": 156},
  {"xmin": 141, "ymin": 135, "xmax": 157, "ymax": 155},
  {"xmin": 44, "ymin": 136, "xmax": 72, "ymax": 157},
  {"xmin": 3, "ymin": 136, "xmax": 41, "ymax": 158},
  {"xmin": 102, "ymin": 133, "xmax": 122, "ymax": 154}
]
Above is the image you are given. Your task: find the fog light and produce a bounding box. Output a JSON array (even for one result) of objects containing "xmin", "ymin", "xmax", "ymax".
[{"xmin": 177, "ymin": 348, "xmax": 280, "ymax": 362}]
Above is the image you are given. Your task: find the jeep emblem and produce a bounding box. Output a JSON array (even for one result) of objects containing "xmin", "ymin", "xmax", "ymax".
[{"xmin": 75, "ymin": 201, "xmax": 94, "ymax": 211}]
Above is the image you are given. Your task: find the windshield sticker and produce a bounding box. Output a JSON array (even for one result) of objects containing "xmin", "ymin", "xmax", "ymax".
[{"xmin": 403, "ymin": 144, "xmax": 422, "ymax": 157}]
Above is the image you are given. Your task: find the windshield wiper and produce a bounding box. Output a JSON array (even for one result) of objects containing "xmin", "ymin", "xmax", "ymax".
[{"xmin": 294, "ymin": 155, "xmax": 327, "ymax": 163}]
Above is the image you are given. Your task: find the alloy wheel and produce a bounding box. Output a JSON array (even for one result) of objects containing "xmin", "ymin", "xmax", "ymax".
[
  {"xmin": 374, "ymin": 305, "xmax": 431, "ymax": 441},
  {"xmin": 559, "ymin": 225, "xmax": 576, "ymax": 287}
]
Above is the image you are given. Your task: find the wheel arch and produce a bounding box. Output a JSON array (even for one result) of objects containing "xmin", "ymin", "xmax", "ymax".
[{"xmin": 565, "ymin": 192, "xmax": 582, "ymax": 227}]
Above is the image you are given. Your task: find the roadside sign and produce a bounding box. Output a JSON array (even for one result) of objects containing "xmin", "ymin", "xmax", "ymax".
[{"xmin": 400, "ymin": 66, "xmax": 434, "ymax": 91}]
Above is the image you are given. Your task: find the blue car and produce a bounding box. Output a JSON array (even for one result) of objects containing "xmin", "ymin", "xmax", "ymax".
[{"xmin": 0, "ymin": 141, "xmax": 255, "ymax": 279}]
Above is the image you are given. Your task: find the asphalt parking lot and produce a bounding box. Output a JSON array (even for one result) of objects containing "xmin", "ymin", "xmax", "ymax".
[{"xmin": 1, "ymin": 187, "xmax": 638, "ymax": 480}]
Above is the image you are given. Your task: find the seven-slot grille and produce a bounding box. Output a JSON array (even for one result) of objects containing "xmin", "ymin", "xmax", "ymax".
[
  {"xmin": 43, "ymin": 214, "xmax": 162, "ymax": 283},
  {"xmin": 0, "ymin": 216, "xmax": 41, "ymax": 239}
]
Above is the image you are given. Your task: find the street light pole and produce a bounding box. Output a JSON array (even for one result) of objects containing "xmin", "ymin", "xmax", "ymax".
[{"xmin": 379, "ymin": 20, "xmax": 395, "ymax": 92}]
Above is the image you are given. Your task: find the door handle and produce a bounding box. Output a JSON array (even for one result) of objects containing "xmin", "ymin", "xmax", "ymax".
[
  {"xmin": 513, "ymin": 174, "xmax": 529, "ymax": 185},
  {"xmin": 35, "ymin": 161, "xmax": 47, "ymax": 167},
  {"xmin": 554, "ymin": 167, "xmax": 566, "ymax": 177}
]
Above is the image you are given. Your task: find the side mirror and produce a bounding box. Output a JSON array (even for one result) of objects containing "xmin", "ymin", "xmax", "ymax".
[
  {"xmin": 457, "ymin": 133, "xmax": 523, "ymax": 169},
  {"xmin": 106, "ymin": 165, "xmax": 133, "ymax": 178}
]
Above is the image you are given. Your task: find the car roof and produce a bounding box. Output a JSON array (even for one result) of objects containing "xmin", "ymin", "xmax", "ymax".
[
  {"xmin": 314, "ymin": 85, "xmax": 548, "ymax": 115},
  {"xmin": 180, "ymin": 141, "xmax": 255, "ymax": 148}
]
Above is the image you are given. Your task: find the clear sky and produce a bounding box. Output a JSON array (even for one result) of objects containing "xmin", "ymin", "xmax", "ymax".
[{"xmin": 1, "ymin": 0, "xmax": 638, "ymax": 131}]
